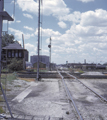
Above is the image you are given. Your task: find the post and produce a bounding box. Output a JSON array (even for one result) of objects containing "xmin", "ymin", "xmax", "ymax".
[
  {"xmin": 0, "ymin": 17, "xmax": 2, "ymax": 84},
  {"xmin": 0, "ymin": 0, "xmax": 4, "ymax": 84},
  {"xmin": 50, "ymin": 37, "xmax": 51, "ymax": 71},
  {"xmin": 48, "ymin": 37, "xmax": 52, "ymax": 71},
  {"xmin": 37, "ymin": 0, "xmax": 40, "ymax": 80},
  {"xmin": 22, "ymin": 34, "xmax": 25, "ymax": 70},
  {"xmin": 0, "ymin": 0, "xmax": 14, "ymax": 118}
]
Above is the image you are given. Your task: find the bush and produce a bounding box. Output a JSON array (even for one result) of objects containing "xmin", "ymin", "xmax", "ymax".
[{"xmin": 8, "ymin": 58, "xmax": 23, "ymax": 71}]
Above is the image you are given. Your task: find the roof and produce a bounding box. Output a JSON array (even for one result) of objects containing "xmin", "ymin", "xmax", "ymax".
[
  {"xmin": 2, "ymin": 43, "xmax": 24, "ymax": 50},
  {"xmin": 31, "ymin": 55, "xmax": 49, "ymax": 58},
  {"xmin": 33, "ymin": 61, "xmax": 46, "ymax": 65},
  {"xmin": 0, "ymin": 11, "xmax": 14, "ymax": 21}
]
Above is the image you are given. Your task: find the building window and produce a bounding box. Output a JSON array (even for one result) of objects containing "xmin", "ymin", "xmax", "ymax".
[
  {"xmin": 12, "ymin": 50, "xmax": 14, "ymax": 57},
  {"xmin": 8, "ymin": 50, "xmax": 11, "ymax": 58},
  {"xmin": 19, "ymin": 51, "xmax": 22, "ymax": 58},
  {"xmin": 15, "ymin": 50, "xmax": 18, "ymax": 57}
]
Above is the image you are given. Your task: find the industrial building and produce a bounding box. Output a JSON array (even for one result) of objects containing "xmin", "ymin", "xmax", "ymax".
[{"xmin": 30, "ymin": 55, "xmax": 49, "ymax": 68}]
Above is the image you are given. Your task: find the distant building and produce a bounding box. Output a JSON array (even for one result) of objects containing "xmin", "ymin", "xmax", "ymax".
[
  {"xmin": 26, "ymin": 62, "xmax": 33, "ymax": 68},
  {"xmin": 30, "ymin": 55, "xmax": 49, "ymax": 68},
  {"xmin": 2, "ymin": 43, "xmax": 29, "ymax": 67}
]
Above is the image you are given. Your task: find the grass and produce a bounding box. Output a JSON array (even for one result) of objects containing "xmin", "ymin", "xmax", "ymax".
[
  {"xmin": 1, "ymin": 68, "xmax": 8, "ymax": 72},
  {"xmin": 1, "ymin": 73, "xmax": 17, "ymax": 84},
  {"xmin": 0, "ymin": 106, "xmax": 5, "ymax": 113},
  {"xmin": 79, "ymin": 70, "xmax": 84, "ymax": 73},
  {"xmin": 0, "ymin": 96, "xmax": 4, "ymax": 101},
  {"xmin": 18, "ymin": 78, "xmax": 35, "ymax": 82},
  {"xmin": 14, "ymin": 85, "xmax": 21, "ymax": 87}
]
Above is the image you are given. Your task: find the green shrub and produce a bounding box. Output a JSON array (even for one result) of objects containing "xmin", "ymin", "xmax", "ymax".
[{"xmin": 8, "ymin": 58, "xmax": 23, "ymax": 71}]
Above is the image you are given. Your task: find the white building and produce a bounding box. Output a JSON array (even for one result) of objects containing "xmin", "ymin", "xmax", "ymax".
[{"xmin": 30, "ymin": 55, "xmax": 50, "ymax": 68}]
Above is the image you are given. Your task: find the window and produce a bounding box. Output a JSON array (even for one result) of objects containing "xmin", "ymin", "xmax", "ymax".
[
  {"xmin": 15, "ymin": 50, "xmax": 18, "ymax": 57},
  {"xmin": 12, "ymin": 50, "xmax": 14, "ymax": 57},
  {"xmin": 8, "ymin": 50, "xmax": 11, "ymax": 58},
  {"xmin": 19, "ymin": 51, "xmax": 22, "ymax": 57}
]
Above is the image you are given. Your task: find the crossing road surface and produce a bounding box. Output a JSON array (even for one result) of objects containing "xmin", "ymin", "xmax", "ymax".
[{"xmin": 9, "ymin": 79, "xmax": 71, "ymax": 119}]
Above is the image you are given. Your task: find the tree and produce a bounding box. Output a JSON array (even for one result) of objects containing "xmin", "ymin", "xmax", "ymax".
[{"xmin": 2, "ymin": 34, "xmax": 18, "ymax": 47}]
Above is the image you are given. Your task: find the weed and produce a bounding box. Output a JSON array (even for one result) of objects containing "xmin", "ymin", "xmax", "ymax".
[
  {"xmin": 14, "ymin": 85, "xmax": 21, "ymax": 87},
  {"xmin": 0, "ymin": 96, "xmax": 4, "ymax": 101},
  {"xmin": 0, "ymin": 106, "xmax": 5, "ymax": 113}
]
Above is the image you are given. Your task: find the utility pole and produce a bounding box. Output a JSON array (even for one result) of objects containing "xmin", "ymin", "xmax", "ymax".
[
  {"xmin": 22, "ymin": 34, "xmax": 25, "ymax": 70},
  {"xmin": 0, "ymin": 0, "xmax": 14, "ymax": 118},
  {"xmin": 37, "ymin": 0, "xmax": 41, "ymax": 80},
  {"xmin": 48, "ymin": 37, "xmax": 52, "ymax": 71}
]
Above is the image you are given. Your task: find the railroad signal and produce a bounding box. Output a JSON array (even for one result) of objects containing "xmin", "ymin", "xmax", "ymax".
[{"xmin": 48, "ymin": 37, "xmax": 52, "ymax": 71}]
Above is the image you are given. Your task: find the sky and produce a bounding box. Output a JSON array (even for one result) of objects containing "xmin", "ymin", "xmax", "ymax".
[{"xmin": 3, "ymin": 0, "xmax": 107, "ymax": 64}]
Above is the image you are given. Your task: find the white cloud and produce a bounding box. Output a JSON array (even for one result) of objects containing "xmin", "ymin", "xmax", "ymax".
[
  {"xmin": 25, "ymin": 43, "xmax": 36, "ymax": 51},
  {"xmin": 24, "ymin": 26, "xmax": 34, "ymax": 31},
  {"xmin": 58, "ymin": 21, "xmax": 67, "ymax": 29},
  {"xmin": 77, "ymin": 0, "xmax": 95, "ymax": 3},
  {"xmin": 25, "ymin": 43, "xmax": 37, "ymax": 57},
  {"xmin": 16, "ymin": 20, "xmax": 21, "ymax": 23},
  {"xmin": 17, "ymin": 0, "xmax": 70, "ymax": 17},
  {"xmin": 80, "ymin": 9, "xmax": 107, "ymax": 27},
  {"xmin": 35, "ymin": 27, "xmax": 61, "ymax": 37},
  {"xmin": 23, "ymin": 13, "xmax": 33, "ymax": 19},
  {"xmin": 9, "ymin": 28, "xmax": 34, "ymax": 40},
  {"xmin": 40, "ymin": 9, "xmax": 107, "ymax": 63},
  {"xmin": 59, "ymin": 11, "xmax": 81, "ymax": 23}
]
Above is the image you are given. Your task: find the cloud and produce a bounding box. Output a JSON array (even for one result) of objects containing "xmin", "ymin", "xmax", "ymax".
[
  {"xmin": 24, "ymin": 26, "xmax": 34, "ymax": 31},
  {"xmin": 58, "ymin": 21, "xmax": 67, "ymax": 29},
  {"xmin": 25, "ymin": 43, "xmax": 36, "ymax": 51},
  {"xmin": 42, "ymin": 9, "xmax": 107, "ymax": 63},
  {"xmin": 77, "ymin": 0, "xmax": 95, "ymax": 3},
  {"xmin": 9, "ymin": 28, "xmax": 34, "ymax": 40},
  {"xmin": 16, "ymin": 20, "xmax": 21, "ymax": 23},
  {"xmin": 25, "ymin": 43, "xmax": 37, "ymax": 57},
  {"xmin": 17, "ymin": 0, "xmax": 70, "ymax": 17},
  {"xmin": 23, "ymin": 13, "xmax": 33, "ymax": 19},
  {"xmin": 35, "ymin": 27, "xmax": 61, "ymax": 37},
  {"xmin": 80, "ymin": 9, "xmax": 107, "ymax": 27},
  {"xmin": 59, "ymin": 11, "xmax": 81, "ymax": 23}
]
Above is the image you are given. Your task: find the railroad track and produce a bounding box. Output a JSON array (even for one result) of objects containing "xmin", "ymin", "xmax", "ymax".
[{"xmin": 57, "ymin": 69, "xmax": 107, "ymax": 120}]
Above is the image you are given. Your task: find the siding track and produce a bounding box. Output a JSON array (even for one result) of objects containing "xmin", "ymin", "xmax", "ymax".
[{"xmin": 57, "ymin": 69, "xmax": 107, "ymax": 120}]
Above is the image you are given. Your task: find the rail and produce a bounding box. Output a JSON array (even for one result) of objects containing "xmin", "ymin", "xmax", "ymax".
[
  {"xmin": 57, "ymin": 70, "xmax": 83, "ymax": 120},
  {"xmin": 65, "ymin": 71, "xmax": 107, "ymax": 103}
]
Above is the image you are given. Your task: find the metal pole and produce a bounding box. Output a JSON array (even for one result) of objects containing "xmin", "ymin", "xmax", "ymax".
[
  {"xmin": 0, "ymin": 0, "xmax": 4, "ymax": 84},
  {"xmin": 37, "ymin": 0, "xmax": 40, "ymax": 80},
  {"xmin": 0, "ymin": 17, "xmax": 2, "ymax": 84},
  {"xmin": 22, "ymin": 34, "xmax": 25, "ymax": 70},
  {"xmin": 0, "ymin": 0, "xmax": 13, "ymax": 118},
  {"xmin": 50, "ymin": 37, "xmax": 51, "ymax": 71}
]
